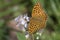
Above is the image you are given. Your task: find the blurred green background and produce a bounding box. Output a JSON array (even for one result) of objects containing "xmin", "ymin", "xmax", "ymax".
[{"xmin": 0, "ymin": 0, "xmax": 60, "ymax": 40}]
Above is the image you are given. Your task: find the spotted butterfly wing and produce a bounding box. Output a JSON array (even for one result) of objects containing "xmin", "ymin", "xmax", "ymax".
[{"xmin": 28, "ymin": 3, "xmax": 47, "ymax": 34}]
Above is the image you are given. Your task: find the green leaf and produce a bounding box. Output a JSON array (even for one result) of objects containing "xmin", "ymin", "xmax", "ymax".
[
  {"xmin": 16, "ymin": 32, "xmax": 26, "ymax": 40},
  {"xmin": 0, "ymin": 19, "xmax": 4, "ymax": 27}
]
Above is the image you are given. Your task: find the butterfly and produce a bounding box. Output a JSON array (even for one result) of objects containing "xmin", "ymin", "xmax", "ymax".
[{"xmin": 27, "ymin": 2, "xmax": 48, "ymax": 34}]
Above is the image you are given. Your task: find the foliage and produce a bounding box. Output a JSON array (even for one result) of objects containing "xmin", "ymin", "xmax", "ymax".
[{"xmin": 0, "ymin": 0, "xmax": 60, "ymax": 40}]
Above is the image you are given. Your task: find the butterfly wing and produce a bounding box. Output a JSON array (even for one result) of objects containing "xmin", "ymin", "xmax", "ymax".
[
  {"xmin": 28, "ymin": 17, "xmax": 47, "ymax": 34},
  {"xmin": 28, "ymin": 3, "xmax": 47, "ymax": 34},
  {"xmin": 32, "ymin": 3, "xmax": 47, "ymax": 20}
]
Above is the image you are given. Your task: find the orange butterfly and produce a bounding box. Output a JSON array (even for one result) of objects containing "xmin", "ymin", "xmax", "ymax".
[{"xmin": 27, "ymin": 2, "xmax": 48, "ymax": 34}]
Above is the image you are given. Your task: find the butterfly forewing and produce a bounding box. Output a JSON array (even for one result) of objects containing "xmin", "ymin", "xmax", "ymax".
[{"xmin": 32, "ymin": 3, "xmax": 47, "ymax": 20}]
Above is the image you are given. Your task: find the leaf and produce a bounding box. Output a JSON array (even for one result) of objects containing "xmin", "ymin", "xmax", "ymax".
[
  {"xmin": 16, "ymin": 32, "xmax": 26, "ymax": 40},
  {"xmin": 0, "ymin": 19, "xmax": 4, "ymax": 27}
]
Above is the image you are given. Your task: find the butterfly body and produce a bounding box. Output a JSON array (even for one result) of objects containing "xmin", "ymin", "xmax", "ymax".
[{"xmin": 28, "ymin": 3, "xmax": 47, "ymax": 34}]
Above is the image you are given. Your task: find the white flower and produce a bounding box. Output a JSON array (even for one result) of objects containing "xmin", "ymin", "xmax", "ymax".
[
  {"xmin": 14, "ymin": 13, "xmax": 30, "ymax": 32},
  {"xmin": 36, "ymin": 36, "xmax": 39, "ymax": 39}
]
